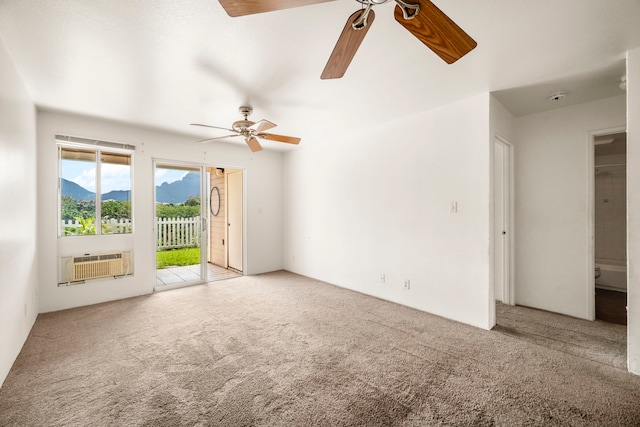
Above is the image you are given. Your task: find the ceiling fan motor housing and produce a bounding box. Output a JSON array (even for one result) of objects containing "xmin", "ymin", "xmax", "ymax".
[
  {"xmin": 191, "ymin": 103, "xmax": 301, "ymax": 152},
  {"xmin": 239, "ymin": 105, "xmax": 253, "ymax": 117},
  {"xmin": 232, "ymin": 120, "xmax": 255, "ymax": 132},
  {"xmin": 233, "ymin": 106, "xmax": 255, "ymax": 132}
]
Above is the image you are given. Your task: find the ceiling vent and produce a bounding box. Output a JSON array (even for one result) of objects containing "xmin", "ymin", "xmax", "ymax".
[{"xmin": 548, "ymin": 91, "xmax": 568, "ymax": 101}]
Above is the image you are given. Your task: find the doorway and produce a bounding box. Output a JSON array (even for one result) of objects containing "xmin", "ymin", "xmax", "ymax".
[
  {"xmin": 227, "ymin": 170, "xmax": 243, "ymax": 272},
  {"xmin": 592, "ymin": 131, "xmax": 627, "ymax": 325},
  {"xmin": 494, "ymin": 136, "xmax": 514, "ymax": 305},
  {"xmin": 154, "ymin": 162, "xmax": 207, "ymax": 290},
  {"xmin": 154, "ymin": 162, "xmax": 243, "ymax": 290},
  {"xmin": 207, "ymin": 167, "xmax": 243, "ymax": 277}
]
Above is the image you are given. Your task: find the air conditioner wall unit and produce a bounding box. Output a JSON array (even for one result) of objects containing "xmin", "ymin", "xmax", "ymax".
[{"xmin": 58, "ymin": 251, "xmax": 133, "ymax": 285}]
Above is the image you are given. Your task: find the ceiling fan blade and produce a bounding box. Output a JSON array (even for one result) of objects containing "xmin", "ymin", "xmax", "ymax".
[
  {"xmin": 245, "ymin": 137, "xmax": 263, "ymax": 152},
  {"xmin": 394, "ymin": 0, "xmax": 476, "ymax": 64},
  {"xmin": 321, "ymin": 8, "xmax": 375, "ymax": 80},
  {"xmin": 250, "ymin": 119, "xmax": 277, "ymax": 133},
  {"xmin": 191, "ymin": 123, "xmax": 236, "ymax": 133},
  {"xmin": 260, "ymin": 133, "xmax": 301, "ymax": 145},
  {"xmin": 218, "ymin": 0, "xmax": 335, "ymax": 17},
  {"xmin": 197, "ymin": 135, "xmax": 238, "ymax": 143}
]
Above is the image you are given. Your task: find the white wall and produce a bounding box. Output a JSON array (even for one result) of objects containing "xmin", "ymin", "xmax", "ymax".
[
  {"xmin": 0, "ymin": 38, "xmax": 38, "ymax": 386},
  {"xmin": 513, "ymin": 95, "xmax": 626, "ymax": 319},
  {"xmin": 491, "ymin": 96, "xmax": 516, "ymax": 143},
  {"xmin": 283, "ymin": 94, "xmax": 493, "ymax": 329},
  {"xmin": 627, "ymin": 48, "xmax": 640, "ymax": 375},
  {"xmin": 37, "ymin": 111, "xmax": 284, "ymax": 313}
]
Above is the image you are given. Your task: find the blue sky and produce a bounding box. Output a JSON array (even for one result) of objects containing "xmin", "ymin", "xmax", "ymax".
[
  {"xmin": 62, "ymin": 161, "xmax": 187, "ymax": 193},
  {"xmin": 155, "ymin": 168, "xmax": 188, "ymax": 187}
]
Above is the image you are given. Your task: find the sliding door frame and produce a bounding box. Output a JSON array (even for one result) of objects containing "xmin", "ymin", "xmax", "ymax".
[{"xmin": 152, "ymin": 159, "xmax": 208, "ymax": 291}]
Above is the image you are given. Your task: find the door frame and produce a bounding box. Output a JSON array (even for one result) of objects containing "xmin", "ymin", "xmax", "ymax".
[
  {"xmin": 206, "ymin": 166, "xmax": 246, "ymax": 274},
  {"xmin": 586, "ymin": 125, "xmax": 627, "ymax": 320},
  {"xmin": 493, "ymin": 135, "xmax": 515, "ymax": 306},
  {"xmin": 226, "ymin": 170, "xmax": 244, "ymax": 272}
]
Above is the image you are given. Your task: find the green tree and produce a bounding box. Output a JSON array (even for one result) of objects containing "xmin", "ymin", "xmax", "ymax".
[
  {"xmin": 75, "ymin": 216, "xmax": 97, "ymax": 235},
  {"xmin": 76, "ymin": 200, "xmax": 96, "ymax": 220},
  {"xmin": 155, "ymin": 204, "xmax": 200, "ymax": 219},
  {"xmin": 102, "ymin": 200, "xmax": 131, "ymax": 219},
  {"xmin": 184, "ymin": 196, "xmax": 200, "ymax": 207},
  {"xmin": 61, "ymin": 195, "xmax": 81, "ymax": 221}
]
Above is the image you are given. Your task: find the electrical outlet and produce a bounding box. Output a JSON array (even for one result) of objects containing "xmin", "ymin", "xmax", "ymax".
[
  {"xmin": 449, "ymin": 201, "xmax": 458, "ymax": 213},
  {"xmin": 404, "ymin": 280, "xmax": 411, "ymax": 290},
  {"xmin": 380, "ymin": 274, "xmax": 386, "ymax": 284}
]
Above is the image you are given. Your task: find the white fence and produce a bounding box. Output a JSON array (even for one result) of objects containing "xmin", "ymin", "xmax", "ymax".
[
  {"xmin": 156, "ymin": 217, "xmax": 201, "ymax": 249},
  {"xmin": 61, "ymin": 218, "xmax": 132, "ymax": 235},
  {"xmin": 61, "ymin": 217, "xmax": 201, "ymax": 250}
]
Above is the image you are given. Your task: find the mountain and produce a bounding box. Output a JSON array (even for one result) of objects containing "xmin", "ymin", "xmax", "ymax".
[
  {"xmin": 61, "ymin": 172, "xmax": 200, "ymax": 203},
  {"xmin": 155, "ymin": 172, "xmax": 200, "ymax": 204},
  {"xmin": 61, "ymin": 179, "xmax": 95, "ymax": 200},
  {"xmin": 102, "ymin": 190, "xmax": 131, "ymax": 201}
]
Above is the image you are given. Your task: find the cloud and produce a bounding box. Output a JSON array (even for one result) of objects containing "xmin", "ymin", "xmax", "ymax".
[
  {"xmin": 73, "ymin": 167, "xmax": 96, "ymax": 192},
  {"xmin": 101, "ymin": 163, "xmax": 131, "ymax": 192},
  {"xmin": 155, "ymin": 168, "xmax": 187, "ymax": 185},
  {"xmin": 65, "ymin": 161, "xmax": 187, "ymax": 193},
  {"xmin": 65, "ymin": 163, "xmax": 131, "ymax": 193}
]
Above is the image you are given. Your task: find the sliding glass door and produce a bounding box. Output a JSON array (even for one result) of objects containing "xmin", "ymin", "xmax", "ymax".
[{"xmin": 154, "ymin": 162, "xmax": 207, "ymax": 290}]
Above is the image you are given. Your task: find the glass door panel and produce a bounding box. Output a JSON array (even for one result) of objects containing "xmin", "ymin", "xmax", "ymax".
[{"xmin": 154, "ymin": 162, "xmax": 206, "ymax": 290}]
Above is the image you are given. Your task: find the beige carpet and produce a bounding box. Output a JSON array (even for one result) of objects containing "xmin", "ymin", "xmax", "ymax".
[{"xmin": 1, "ymin": 271, "xmax": 639, "ymax": 426}]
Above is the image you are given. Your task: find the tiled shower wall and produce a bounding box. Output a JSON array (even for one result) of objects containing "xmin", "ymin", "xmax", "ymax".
[{"xmin": 595, "ymin": 154, "xmax": 626, "ymax": 264}]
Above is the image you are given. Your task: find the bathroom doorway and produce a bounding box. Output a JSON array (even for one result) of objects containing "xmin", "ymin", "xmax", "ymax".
[{"xmin": 593, "ymin": 130, "xmax": 627, "ymax": 325}]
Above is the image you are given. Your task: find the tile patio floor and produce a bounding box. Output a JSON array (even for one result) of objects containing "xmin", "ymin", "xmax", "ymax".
[{"xmin": 156, "ymin": 263, "xmax": 241, "ymax": 288}]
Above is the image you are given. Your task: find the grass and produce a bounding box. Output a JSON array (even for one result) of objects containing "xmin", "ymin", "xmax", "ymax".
[{"xmin": 156, "ymin": 247, "xmax": 200, "ymax": 269}]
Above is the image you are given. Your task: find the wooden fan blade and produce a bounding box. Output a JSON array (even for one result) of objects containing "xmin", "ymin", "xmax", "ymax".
[
  {"xmin": 394, "ymin": 0, "xmax": 476, "ymax": 64},
  {"xmin": 191, "ymin": 123, "xmax": 236, "ymax": 133},
  {"xmin": 260, "ymin": 133, "xmax": 301, "ymax": 145},
  {"xmin": 218, "ymin": 0, "xmax": 335, "ymax": 17},
  {"xmin": 250, "ymin": 119, "xmax": 277, "ymax": 133},
  {"xmin": 197, "ymin": 135, "xmax": 238, "ymax": 143},
  {"xmin": 245, "ymin": 137, "xmax": 263, "ymax": 152},
  {"xmin": 321, "ymin": 8, "xmax": 375, "ymax": 80}
]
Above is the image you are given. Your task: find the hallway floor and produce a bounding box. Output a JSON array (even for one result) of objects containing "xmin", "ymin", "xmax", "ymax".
[{"xmin": 596, "ymin": 288, "xmax": 627, "ymax": 325}]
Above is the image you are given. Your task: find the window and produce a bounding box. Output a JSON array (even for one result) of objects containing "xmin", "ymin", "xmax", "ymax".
[{"xmin": 58, "ymin": 137, "xmax": 133, "ymax": 236}]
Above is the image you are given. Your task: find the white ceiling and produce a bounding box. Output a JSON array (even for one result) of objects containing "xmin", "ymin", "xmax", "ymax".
[{"xmin": 1, "ymin": 0, "xmax": 639, "ymax": 150}]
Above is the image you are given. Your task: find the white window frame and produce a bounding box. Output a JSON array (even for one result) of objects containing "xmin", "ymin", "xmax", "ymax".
[{"xmin": 56, "ymin": 134, "xmax": 135, "ymax": 237}]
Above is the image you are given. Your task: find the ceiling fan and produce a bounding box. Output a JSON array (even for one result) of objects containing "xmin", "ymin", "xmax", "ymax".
[
  {"xmin": 217, "ymin": 0, "xmax": 477, "ymax": 79},
  {"xmin": 191, "ymin": 106, "xmax": 301, "ymax": 152}
]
